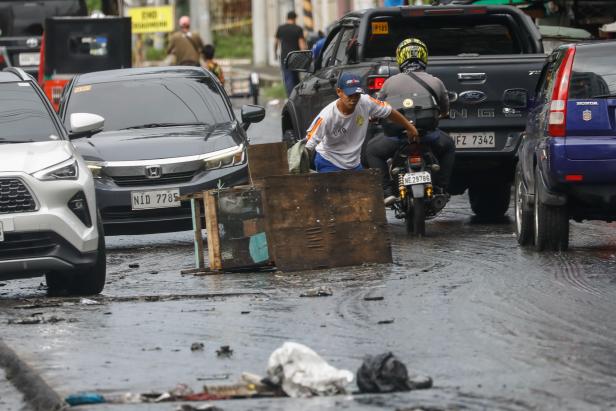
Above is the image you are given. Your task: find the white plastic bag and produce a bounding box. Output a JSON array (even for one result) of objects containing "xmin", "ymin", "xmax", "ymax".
[{"xmin": 266, "ymin": 342, "xmax": 354, "ymax": 398}]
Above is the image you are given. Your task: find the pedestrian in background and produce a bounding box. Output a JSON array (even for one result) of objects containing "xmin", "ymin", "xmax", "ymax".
[
  {"xmin": 202, "ymin": 44, "xmax": 225, "ymax": 85},
  {"xmin": 274, "ymin": 11, "xmax": 307, "ymax": 97},
  {"xmin": 167, "ymin": 16, "xmax": 204, "ymax": 66}
]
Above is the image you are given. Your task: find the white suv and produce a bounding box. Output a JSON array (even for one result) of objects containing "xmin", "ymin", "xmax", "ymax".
[{"xmin": 0, "ymin": 68, "xmax": 106, "ymax": 295}]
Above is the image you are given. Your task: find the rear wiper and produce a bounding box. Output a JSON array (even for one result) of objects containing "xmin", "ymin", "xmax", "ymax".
[
  {"xmin": 590, "ymin": 93, "xmax": 616, "ymax": 99},
  {"xmin": 121, "ymin": 122, "xmax": 206, "ymax": 130}
]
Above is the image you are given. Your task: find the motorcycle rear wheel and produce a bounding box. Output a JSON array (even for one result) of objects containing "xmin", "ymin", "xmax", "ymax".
[{"xmin": 406, "ymin": 197, "xmax": 426, "ymax": 236}]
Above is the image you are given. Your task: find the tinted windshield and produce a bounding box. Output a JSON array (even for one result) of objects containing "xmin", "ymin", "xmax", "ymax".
[
  {"xmin": 64, "ymin": 76, "xmax": 233, "ymax": 131},
  {"xmin": 569, "ymin": 45, "xmax": 616, "ymax": 99},
  {"xmin": 0, "ymin": 82, "xmax": 59, "ymax": 143},
  {"xmin": 0, "ymin": 0, "xmax": 87, "ymax": 37},
  {"xmin": 364, "ymin": 15, "xmax": 521, "ymax": 59}
]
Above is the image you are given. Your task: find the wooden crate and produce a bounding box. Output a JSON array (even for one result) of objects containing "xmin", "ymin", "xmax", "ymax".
[
  {"xmin": 204, "ymin": 170, "xmax": 391, "ymax": 272},
  {"xmin": 247, "ymin": 142, "xmax": 288, "ymax": 181}
]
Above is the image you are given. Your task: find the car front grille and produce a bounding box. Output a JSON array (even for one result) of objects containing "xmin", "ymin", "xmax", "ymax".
[
  {"xmin": 0, "ymin": 232, "xmax": 57, "ymax": 260},
  {"xmin": 101, "ymin": 201, "xmax": 194, "ymax": 221},
  {"xmin": 0, "ymin": 178, "xmax": 36, "ymax": 214},
  {"xmin": 111, "ymin": 171, "xmax": 198, "ymax": 187}
]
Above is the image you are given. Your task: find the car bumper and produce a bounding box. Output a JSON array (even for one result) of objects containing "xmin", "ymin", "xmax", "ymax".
[
  {"xmin": 0, "ymin": 231, "xmax": 98, "ymax": 280},
  {"xmin": 542, "ymin": 140, "xmax": 616, "ymax": 220},
  {"xmin": 96, "ymin": 163, "xmax": 249, "ymax": 235}
]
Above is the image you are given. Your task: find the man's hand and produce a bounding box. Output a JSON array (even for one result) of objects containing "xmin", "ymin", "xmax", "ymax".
[{"xmin": 405, "ymin": 122, "xmax": 419, "ymax": 143}]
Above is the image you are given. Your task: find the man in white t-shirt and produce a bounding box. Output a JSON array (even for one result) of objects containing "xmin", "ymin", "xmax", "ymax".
[{"xmin": 305, "ymin": 73, "xmax": 417, "ymax": 173}]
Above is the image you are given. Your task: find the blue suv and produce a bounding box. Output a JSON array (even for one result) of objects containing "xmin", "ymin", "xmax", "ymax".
[{"xmin": 512, "ymin": 41, "xmax": 616, "ymax": 251}]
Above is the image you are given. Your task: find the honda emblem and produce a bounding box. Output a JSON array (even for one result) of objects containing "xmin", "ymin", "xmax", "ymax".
[{"xmin": 145, "ymin": 165, "xmax": 162, "ymax": 179}]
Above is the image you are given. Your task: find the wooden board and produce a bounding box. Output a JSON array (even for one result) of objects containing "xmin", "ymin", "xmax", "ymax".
[
  {"xmin": 259, "ymin": 170, "xmax": 392, "ymax": 271},
  {"xmin": 247, "ymin": 142, "xmax": 288, "ymax": 181}
]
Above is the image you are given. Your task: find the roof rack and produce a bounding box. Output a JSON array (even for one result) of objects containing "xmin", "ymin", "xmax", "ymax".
[{"xmin": 2, "ymin": 67, "xmax": 32, "ymax": 81}]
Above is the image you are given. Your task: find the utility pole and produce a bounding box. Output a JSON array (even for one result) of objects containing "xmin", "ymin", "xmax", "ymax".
[
  {"xmin": 190, "ymin": 0, "xmax": 213, "ymax": 45},
  {"xmin": 252, "ymin": 0, "xmax": 268, "ymax": 66}
]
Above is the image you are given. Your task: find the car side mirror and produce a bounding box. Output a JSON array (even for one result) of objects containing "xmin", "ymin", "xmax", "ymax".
[
  {"xmin": 285, "ymin": 50, "xmax": 313, "ymax": 72},
  {"xmin": 241, "ymin": 104, "xmax": 265, "ymax": 130},
  {"xmin": 69, "ymin": 113, "xmax": 104, "ymax": 137},
  {"xmin": 503, "ymin": 88, "xmax": 528, "ymax": 109}
]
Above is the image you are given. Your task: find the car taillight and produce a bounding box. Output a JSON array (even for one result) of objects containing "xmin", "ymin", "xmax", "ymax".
[
  {"xmin": 368, "ymin": 76, "xmax": 387, "ymax": 92},
  {"xmin": 548, "ymin": 47, "xmax": 576, "ymax": 137}
]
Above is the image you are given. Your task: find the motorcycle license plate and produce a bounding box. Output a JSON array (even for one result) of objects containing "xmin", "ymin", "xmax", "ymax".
[{"xmin": 403, "ymin": 171, "xmax": 431, "ymax": 185}]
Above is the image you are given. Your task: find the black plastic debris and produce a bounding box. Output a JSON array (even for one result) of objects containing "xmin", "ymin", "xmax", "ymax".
[
  {"xmin": 216, "ymin": 345, "xmax": 233, "ymax": 357},
  {"xmin": 357, "ymin": 352, "xmax": 432, "ymax": 393},
  {"xmin": 377, "ymin": 319, "xmax": 394, "ymax": 325},
  {"xmin": 191, "ymin": 342, "xmax": 205, "ymax": 352},
  {"xmin": 129, "ymin": 263, "xmax": 140, "ymax": 268}
]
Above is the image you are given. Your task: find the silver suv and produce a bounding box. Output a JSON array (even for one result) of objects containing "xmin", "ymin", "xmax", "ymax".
[{"xmin": 0, "ymin": 68, "xmax": 106, "ymax": 295}]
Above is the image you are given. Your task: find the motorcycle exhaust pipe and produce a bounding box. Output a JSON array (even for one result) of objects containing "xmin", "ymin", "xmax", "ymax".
[{"xmin": 431, "ymin": 164, "xmax": 440, "ymax": 172}]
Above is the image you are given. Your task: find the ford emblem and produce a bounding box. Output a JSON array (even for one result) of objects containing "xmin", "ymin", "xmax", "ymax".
[
  {"xmin": 459, "ymin": 90, "xmax": 487, "ymax": 104},
  {"xmin": 26, "ymin": 38, "xmax": 39, "ymax": 48}
]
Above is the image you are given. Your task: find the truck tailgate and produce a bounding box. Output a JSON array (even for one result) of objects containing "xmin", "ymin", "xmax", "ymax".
[{"xmin": 428, "ymin": 54, "xmax": 546, "ymax": 153}]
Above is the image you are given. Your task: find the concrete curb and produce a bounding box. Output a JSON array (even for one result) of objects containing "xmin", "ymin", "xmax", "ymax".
[{"xmin": 0, "ymin": 339, "xmax": 65, "ymax": 411}]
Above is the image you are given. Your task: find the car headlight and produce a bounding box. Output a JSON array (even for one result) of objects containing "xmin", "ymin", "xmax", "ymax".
[
  {"xmin": 203, "ymin": 144, "xmax": 245, "ymax": 171},
  {"xmin": 32, "ymin": 158, "xmax": 79, "ymax": 181},
  {"xmin": 85, "ymin": 161, "xmax": 105, "ymax": 179}
]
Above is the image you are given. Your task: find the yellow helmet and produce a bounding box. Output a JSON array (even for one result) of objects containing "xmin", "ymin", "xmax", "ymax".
[{"xmin": 396, "ymin": 38, "xmax": 428, "ymax": 70}]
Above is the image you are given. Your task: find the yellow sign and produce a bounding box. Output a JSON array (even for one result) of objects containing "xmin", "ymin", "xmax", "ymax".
[
  {"xmin": 371, "ymin": 21, "xmax": 389, "ymax": 35},
  {"xmin": 128, "ymin": 6, "xmax": 175, "ymax": 34}
]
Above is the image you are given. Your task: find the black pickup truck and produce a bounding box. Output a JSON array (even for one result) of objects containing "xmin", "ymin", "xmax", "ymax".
[
  {"xmin": 0, "ymin": 0, "xmax": 87, "ymax": 76},
  {"xmin": 283, "ymin": 5, "xmax": 546, "ymax": 219}
]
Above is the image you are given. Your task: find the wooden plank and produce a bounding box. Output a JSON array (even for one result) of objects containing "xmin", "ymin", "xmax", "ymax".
[
  {"xmin": 248, "ymin": 142, "xmax": 289, "ymax": 181},
  {"xmin": 193, "ymin": 198, "xmax": 205, "ymax": 270},
  {"xmin": 261, "ymin": 170, "xmax": 392, "ymax": 271},
  {"xmin": 204, "ymin": 190, "xmax": 223, "ymax": 270}
]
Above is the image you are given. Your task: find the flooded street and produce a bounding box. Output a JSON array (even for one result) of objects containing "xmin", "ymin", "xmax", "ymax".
[{"xmin": 2, "ymin": 103, "xmax": 616, "ymax": 410}]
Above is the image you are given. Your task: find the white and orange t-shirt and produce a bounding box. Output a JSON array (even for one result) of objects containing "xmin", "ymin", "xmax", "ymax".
[{"xmin": 305, "ymin": 94, "xmax": 391, "ymax": 169}]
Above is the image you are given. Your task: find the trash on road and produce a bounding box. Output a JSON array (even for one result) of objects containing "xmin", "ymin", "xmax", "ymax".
[
  {"xmin": 191, "ymin": 342, "xmax": 205, "ymax": 351},
  {"xmin": 266, "ymin": 342, "xmax": 353, "ymax": 398},
  {"xmin": 364, "ymin": 296, "xmax": 384, "ymax": 301},
  {"xmin": 129, "ymin": 263, "xmax": 140, "ymax": 268},
  {"xmin": 300, "ymin": 287, "xmax": 333, "ymax": 297},
  {"xmin": 175, "ymin": 404, "xmax": 223, "ymax": 411},
  {"xmin": 377, "ymin": 319, "xmax": 394, "ymax": 325},
  {"xmin": 79, "ymin": 298, "xmax": 99, "ymax": 305},
  {"xmin": 216, "ymin": 345, "xmax": 233, "ymax": 357},
  {"xmin": 356, "ymin": 352, "xmax": 433, "ymax": 393},
  {"xmin": 7, "ymin": 314, "xmax": 74, "ymax": 325},
  {"xmin": 65, "ymin": 392, "xmax": 106, "ymax": 406}
]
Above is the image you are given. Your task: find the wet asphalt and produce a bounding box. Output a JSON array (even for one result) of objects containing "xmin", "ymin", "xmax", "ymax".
[{"xmin": 1, "ymin": 99, "xmax": 616, "ymax": 411}]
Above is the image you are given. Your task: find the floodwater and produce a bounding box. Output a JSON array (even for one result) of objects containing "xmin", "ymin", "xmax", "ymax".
[{"xmin": 1, "ymin": 102, "xmax": 616, "ymax": 410}]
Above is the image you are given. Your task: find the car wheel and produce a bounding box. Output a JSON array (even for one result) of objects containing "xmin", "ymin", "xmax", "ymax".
[
  {"xmin": 533, "ymin": 170, "xmax": 569, "ymax": 252},
  {"xmin": 514, "ymin": 165, "xmax": 533, "ymax": 246},
  {"xmin": 46, "ymin": 212, "xmax": 107, "ymax": 296},
  {"xmin": 469, "ymin": 182, "xmax": 511, "ymax": 221},
  {"xmin": 283, "ymin": 129, "xmax": 299, "ymax": 148}
]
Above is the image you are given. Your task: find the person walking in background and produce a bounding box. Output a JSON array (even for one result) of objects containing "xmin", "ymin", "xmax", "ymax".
[
  {"xmin": 202, "ymin": 44, "xmax": 225, "ymax": 85},
  {"xmin": 274, "ymin": 11, "xmax": 307, "ymax": 97},
  {"xmin": 167, "ymin": 16, "xmax": 204, "ymax": 66}
]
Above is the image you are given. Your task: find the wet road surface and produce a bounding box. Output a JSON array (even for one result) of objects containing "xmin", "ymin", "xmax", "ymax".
[{"xmin": 1, "ymin": 102, "xmax": 616, "ymax": 410}]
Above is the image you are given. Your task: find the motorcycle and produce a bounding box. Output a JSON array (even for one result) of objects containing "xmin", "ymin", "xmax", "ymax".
[{"xmin": 381, "ymin": 94, "xmax": 450, "ymax": 236}]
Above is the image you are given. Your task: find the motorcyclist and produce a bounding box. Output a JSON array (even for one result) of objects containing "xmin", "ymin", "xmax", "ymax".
[{"xmin": 365, "ymin": 38, "xmax": 455, "ymax": 205}]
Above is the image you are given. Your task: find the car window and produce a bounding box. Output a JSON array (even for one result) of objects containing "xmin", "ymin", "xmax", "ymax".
[
  {"xmin": 333, "ymin": 28, "xmax": 355, "ymax": 66},
  {"xmin": 0, "ymin": 82, "xmax": 60, "ymax": 143},
  {"xmin": 320, "ymin": 30, "xmax": 341, "ymax": 68},
  {"xmin": 63, "ymin": 76, "xmax": 233, "ymax": 131},
  {"xmin": 364, "ymin": 15, "xmax": 522, "ymax": 59},
  {"xmin": 0, "ymin": 0, "xmax": 87, "ymax": 37},
  {"xmin": 569, "ymin": 45, "xmax": 616, "ymax": 99},
  {"xmin": 536, "ymin": 49, "xmax": 564, "ymax": 102}
]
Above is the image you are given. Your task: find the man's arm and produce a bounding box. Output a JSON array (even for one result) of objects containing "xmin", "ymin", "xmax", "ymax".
[
  {"xmin": 437, "ymin": 80, "xmax": 450, "ymax": 117},
  {"xmin": 388, "ymin": 109, "xmax": 419, "ymax": 143},
  {"xmin": 299, "ymin": 36, "xmax": 307, "ymax": 51},
  {"xmin": 305, "ymin": 116, "xmax": 324, "ymax": 150}
]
